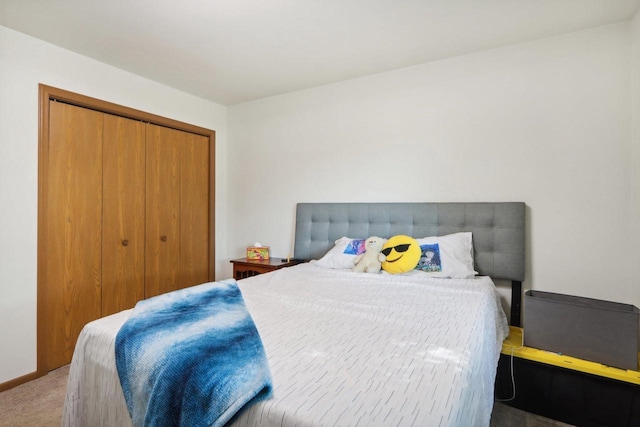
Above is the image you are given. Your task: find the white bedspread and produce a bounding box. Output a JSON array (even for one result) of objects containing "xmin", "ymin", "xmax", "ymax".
[{"xmin": 63, "ymin": 263, "xmax": 508, "ymax": 427}]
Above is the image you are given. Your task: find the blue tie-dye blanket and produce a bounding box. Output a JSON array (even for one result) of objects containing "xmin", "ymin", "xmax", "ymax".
[{"xmin": 115, "ymin": 280, "xmax": 272, "ymax": 427}]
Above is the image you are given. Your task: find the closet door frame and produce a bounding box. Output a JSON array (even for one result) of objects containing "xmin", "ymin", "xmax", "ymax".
[{"xmin": 37, "ymin": 84, "xmax": 215, "ymax": 376}]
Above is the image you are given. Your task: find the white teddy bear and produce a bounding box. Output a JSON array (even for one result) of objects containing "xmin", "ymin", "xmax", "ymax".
[{"xmin": 352, "ymin": 236, "xmax": 385, "ymax": 273}]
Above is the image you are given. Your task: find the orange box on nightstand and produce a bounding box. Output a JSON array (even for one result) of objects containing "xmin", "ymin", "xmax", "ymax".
[{"xmin": 246, "ymin": 246, "xmax": 270, "ymax": 260}]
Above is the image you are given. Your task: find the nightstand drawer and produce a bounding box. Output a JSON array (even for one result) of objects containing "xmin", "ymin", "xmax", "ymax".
[{"xmin": 230, "ymin": 257, "xmax": 302, "ymax": 280}]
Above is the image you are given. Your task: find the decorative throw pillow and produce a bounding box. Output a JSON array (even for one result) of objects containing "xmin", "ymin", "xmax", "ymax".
[
  {"xmin": 315, "ymin": 237, "xmax": 367, "ymax": 269},
  {"xmin": 380, "ymin": 235, "xmax": 422, "ymax": 274},
  {"xmin": 415, "ymin": 232, "xmax": 477, "ymax": 279}
]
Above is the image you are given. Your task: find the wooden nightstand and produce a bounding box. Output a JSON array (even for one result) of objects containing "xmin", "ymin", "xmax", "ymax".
[{"xmin": 230, "ymin": 257, "xmax": 303, "ymax": 280}]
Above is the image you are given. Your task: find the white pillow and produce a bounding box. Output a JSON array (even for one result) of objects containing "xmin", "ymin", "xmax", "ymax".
[
  {"xmin": 315, "ymin": 237, "xmax": 366, "ymax": 269},
  {"xmin": 415, "ymin": 232, "xmax": 477, "ymax": 279}
]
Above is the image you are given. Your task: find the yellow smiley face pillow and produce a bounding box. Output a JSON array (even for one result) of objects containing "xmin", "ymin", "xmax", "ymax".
[{"xmin": 380, "ymin": 235, "xmax": 421, "ymax": 274}]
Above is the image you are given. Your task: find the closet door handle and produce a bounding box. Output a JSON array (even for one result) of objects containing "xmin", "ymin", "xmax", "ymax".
[
  {"xmin": 161, "ymin": 235, "xmax": 168, "ymax": 242},
  {"xmin": 122, "ymin": 239, "xmax": 129, "ymax": 247}
]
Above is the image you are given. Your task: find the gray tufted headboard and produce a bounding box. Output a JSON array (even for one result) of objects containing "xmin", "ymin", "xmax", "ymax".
[{"xmin": 293, "ymin": 202, "xmax": 526, "ymax": 325}]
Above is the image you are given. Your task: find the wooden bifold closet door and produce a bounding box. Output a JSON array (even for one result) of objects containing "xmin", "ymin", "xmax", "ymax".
[
  {"xmin": 102, "ymin": 114, "xmax": 146, "ymax": 315},
  {"xmin": 42, "ymin": 97, "xmax": 212, "ymax": 371},
  {"xmin": 44, "ymin": 102, "xmax": 104, "ymax": 370},
  {"xmin": 145, "ymin": 124, "xmax": 210, "ymax": 297}
]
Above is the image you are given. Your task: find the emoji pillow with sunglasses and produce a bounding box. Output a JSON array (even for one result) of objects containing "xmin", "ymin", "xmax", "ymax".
[{"xmin": 380, "ymin": 235, "xmax": 421, "ymax": 274}]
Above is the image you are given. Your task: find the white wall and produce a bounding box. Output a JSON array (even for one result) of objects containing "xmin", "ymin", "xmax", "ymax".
[
  {"xmin": 228, "ymin": 23, "xmax": 639, "ymax": 318},
  {"xmin": 0, "ymin": 25, "xmax": 228, "ymax": 384}
]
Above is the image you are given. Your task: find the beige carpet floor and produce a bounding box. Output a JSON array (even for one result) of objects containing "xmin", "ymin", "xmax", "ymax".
[
  {"xmin": 0, "ymin": 366, "xmax": 573, "ymax": 427},
  {"xmin": 0, "ymin": 366, "xmax": 69, "ymax": 427}
]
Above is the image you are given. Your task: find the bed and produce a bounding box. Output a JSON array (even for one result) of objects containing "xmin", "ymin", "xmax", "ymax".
[{"xmin": 63, "ymin": 202, "xmax": 525, "ymax": 427}]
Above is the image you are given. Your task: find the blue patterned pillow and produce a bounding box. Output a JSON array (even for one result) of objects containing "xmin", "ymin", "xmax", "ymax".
[
  {"xmin": 415, "ymin": 232, "xmax": 477, "ymax": 279},
  {"xmin": 315, "ymin": 237, "xmax": 368, "ymax": 269}
]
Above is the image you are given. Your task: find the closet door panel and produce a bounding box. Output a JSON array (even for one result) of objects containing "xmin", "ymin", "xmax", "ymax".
[
  {"xmin": 145, "ymin": 124, "xmax": 181, "ymax": 297},
  {"xmin": 45, "ymin": 101, "xmax": 103, "ymax": 369},
  {"xmin": 102, "ymin": 114, "xmax": 146, "ymax": 316},
  {"xmin": 180, "ymin": 133, "xmax": 210, "ymax": 287}
]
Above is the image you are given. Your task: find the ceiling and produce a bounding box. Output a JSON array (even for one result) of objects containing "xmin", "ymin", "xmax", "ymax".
[{"xmin": 1, "ymin": 0, "xmax": 639, "ymax": 105}]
